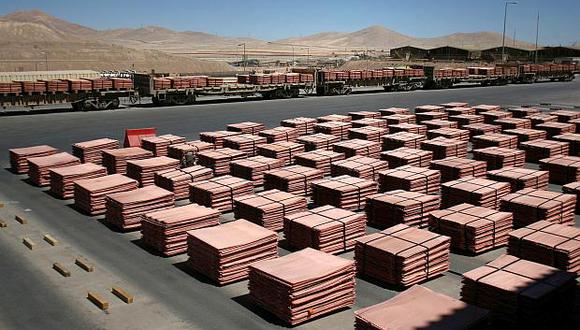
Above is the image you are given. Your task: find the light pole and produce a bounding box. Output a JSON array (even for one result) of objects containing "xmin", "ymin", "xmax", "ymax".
[
  {"xmin": 534, "ymin": 11, "xmax": 540, "ymax": 64},
  {"xmin": 237, "ymin": 43, "xmax": 246, "ymax": 72},
  {"xmin": 301, "ymin": 47, "xmax": 310, "ymax": 66},
  {"xmin": 501, "ymin": 1, "xmax": 518, "ymax": 62}
]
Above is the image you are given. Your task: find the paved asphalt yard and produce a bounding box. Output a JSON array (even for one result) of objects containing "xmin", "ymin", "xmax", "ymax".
[{"xmin": 0, "ymin": 80, "xmax": 579, "ymax": 329}]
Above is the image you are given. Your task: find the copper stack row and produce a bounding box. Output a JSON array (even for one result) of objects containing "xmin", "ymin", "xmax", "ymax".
[
  {"xmin": 284, "ymin": 205, "xmax": 367, "ymax": 254},
  {"xmin": 105, "ymin": 186, "xmax": 175, "ymax": 231},
  {"xmin": 430, "ymin": 203, "xmax": 513, "ymax": 254},
  {"xmin": 49, "ymin": 163, "xmax": 107, "ymax": 199},
  {"xmin": 355, "ymin": 224, "xmax": 450, "ymax": 286},
  {"xmin": 72, "ymin": 138, "xmax": 119, "ymax": 164},
  {"xmin": 248, "ymin": 248, "xmax": 356, "ymax": 326},
  {"xmin": 154, "ymin": 166, "xmax": 213, "ymax": 199},
  {"xmin": 366, "ymin": 190, "xmax": 440, "ymax": 228},
  {"xmin": 28, "ymin": 152, "xmax": 81, "ymax": 186},
  {"xmin": 141, "ymin": 204, "xmax": 220, "ymax": 256},
  {"xmin": 234, "ymin": 189, "xmax": 307, "ymax": 231},
  {"xmin": 9, "ymin": 145, "xmax": 59, "ymax": 174},
  {"xmin": 187, "ymin": 220, "xmax": 278, "ymax": 285},
  {"xmin": 74, "ymin": 174, "xmax": 138, "ymax": 215}
]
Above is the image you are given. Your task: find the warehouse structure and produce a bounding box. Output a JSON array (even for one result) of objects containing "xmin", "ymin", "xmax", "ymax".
[
  {"xmin": 481, "ymin": 46, "xmax": 533, "ymax": 62},
  {"xmin": 389, "ymin": 46, "xmax": 429, "ymax": 61},
  {"xmin": 537, "ymin": 46, "xmax": 580, "ymax": 62}
]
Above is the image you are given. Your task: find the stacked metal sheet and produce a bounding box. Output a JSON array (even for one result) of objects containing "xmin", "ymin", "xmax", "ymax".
[
  {"xmin": 197, "ymin": 148, "xmax": 247, "ymax": 175},
  {"xmin": 189, "ymin": 175, "xmax": 254, "ymax": 212},
  {"xmin": 280, "ymin": 117, "xmax": 317, "ymax": 135},
  {"xmin": 284, "ymin": 205, "xmax": 367, "ymax": 253},
  {"xmin": 102, "ymin": 147, "xmax": 153, "ymax": 174},
  {"xmin": 380, "ymin": 147, "xmax": 433, "ymax": 168},
  {"xmin": 248, "ymin": 248, "xmax": 356, "ymax": 326},
  {"xmin": 230, "ymin": 156, "xmax": 284, "ymax": 186},
  {"xmin": 500, "ymin": 188, "xmax": 576, "ymax": 227},
  {"xmin": 354, "ymin": 285, "xmax": 490, "ymax": 330},
  {"xmin": 553, "ymin": 133, "xmax": 580, "ymax": 156},
  {"xmin": 154, "ymin": 166, "xmax": 213, "ymax": 199},
  {"xmin": 536, "ymin": 122, "xmax": 575, "ymax": 138},
  {"xmin": 382, "ymin": 132, "xmax": 426, "ymax": 150},
  {"xmin": 429, "ymin": 203, "xmax": 513, "ymax": 254},
  {"xmin": 331, "ymin": 156, "xmax": 388, "ymax": 181},
  {"xmin": 473, "ymin": 104, "xmax": 501, "ymax": 114},
  {"xmin": 366, "ymin": 190, "xmax": 440, "ymax": 228},
  {"xmin": 570, "ymin": 118, "xmax": 580, "ymax": 133},
  {"xmin": 481, "ymin": 110, "xmax": 512, "ymax": 124},
  {"xmin": 141, "ymin": 134, "xmax": 186, "ymax": 157},
  {"xmin": 257, "ymin": 142, "xmax": 304, "ymax": 165},
  {"xmin": 472, "ymin": 133, "xmax": 518, "ymax": 149},
  {"xmin": 415, "ymin": 111, "xmax": 448, "ymax": 123},
  {"xmin": 199, "ymin": 130, "xmax": 241, "ymax": 148},
  {"xmin": 415, "ymin": 105, "xmax": 445, "ymax": 113},
  {"xmin": 487, "ymin": 167, "xmax": 549, "ymax": 192},
  {"xmin": 378, "ymin": 165, "xmax": 440, "ymax": 195},
  {"xmin": 526, "ymin": 113, "xmax": 558, "ymax": 127},
  {"xmin": 234, "ymin": 189, "xmax": 307, "ymax": 231},
  {"xmin": 293, "ymin": 150, "xmax": 345, "ymax": 175},
  {"xmin": 463, "ymin": 123, "xmax": 501, "ymax": 139},
  {"xmin": 449, "ymin": 114, "xmax": 484, "ymax": 127},
  {"xmin": 105, "ymin": 186, "xmax": 175, "ymax": 231},
  {"xmin": 472, "ymin": 147, "xmax": 525, "ymax": 170},
  {"xmin": 550, "ymin": 109, "xmax": 580, "ymax": 123},
  {"xmin": 348, "ymin": 126, "xmax": 387, "ymax": 143},
  {"xmin": 74, "ymin": 174, "xmax": 138, "ymax": 215},
  {"xmin": 167, "ymin": 140, "xmax": 214, "ymax": 162},
  {"xmin": 141, "ymin": 203, "xmax": 220, "ymax": 256},
  {"xmin": 427, "ymin": 128, "xmax": 469, "ymax": 141},
  {"xmin": 350, "ymin": 118, "xmax": 387, "ymax": 129},
  {"xmin": 126, "ymin": 156, "xmax": 180, "ymax": 187},
  {"xmin": 355, "ymin": 224, "xmax": 450, "ymax": 286},
  {"xmin": 258, "ymin": 126, "xmax": 299, "ymax": 143},
  {"xmin": 297, "ymin": 133, "xmax": 340, "ymax": 151},
  {"xmin": 422, "ymin": 119, "xmax": 458, "ymax": 130},
  {"xmin": 27, "ymin": 152, "xmax": 81, "ymax": 186},
  {"xmin": 72, "ymin": 138, "xmax": 119, "ymax": 164},
  {"xmin": 461, "ymin": 254, "xmax": 576, "ymax": 329},
  {"xmin": 519, "ymin": 139, "xmax": 569, "ymax": 163},
  {"xmin": 502, "ymin": 128, "xmax": 546, "ymax": 145},
  {"xmin": 316, "ymin": 114, "xmax": 351, "ymax": 123},
  {"xmin": 187, "ymin": 219, "xmax": 278, "ymax": 285},
  {"xmin": 389, "ymin": 123, "xmax": 427, "ymax": 135},
  {"xmin": 264, "ymin": 165, "xmax": 324, "ymax": 196},
  {"xmin": 348, "ymin": 111, "xmax": 381, "ymax": 120},
  {"xmin": 420, "ymin": 137, "xmax": 468, "ymax": 160},
  {"xmin": 429, "ymin": 157, "xmax": 487, "ymax": 182},
  {"xmin": 223, "ymin": 134, "xmax": 267, "ymax": 157},
  {"xmin": 562, "ymin": 181, "xmax": 580, "ymax": 213},
  {"xmin": 440, "ymin": 102, "xmax": 468, "ymax": 108},
  {"xmin": 382, "ymin": 114, "xmax": 416, "ymax": 125},
  {"xmin": 226, "ymin": 121, "xmax": 266, "ymax": 135},
  {"xmin": 9, "ymin": 145, "xmax": 58, "ymax": 174},
  {"xmin": 494, "ymin": 117, "xmax": 532, "ymax": 130},
  {"xmin": 508, "ymin": 221, "xmax": 579, "ymax": 274},
  {"xmin": 332, "ymin": 139, "xmax": 381, "ymax": 158},
  {"xmin": 508, "ymin": 107, "xmax": 540, "ymax": 118},
  {"xmin": 442, "ymin": 177, "xmax": 510, "ymax": 209},
  {"xmin": 311, "ymin": 175, "xmax": 378, "ymax": 211},
  {"xmin": 539, "ymin": 155, "xmax": 580, "ymax": 184},
  {"xmin": 49, "ymin": 163, "xmax": 107, "ymax": 199},
  {"xmin": 444, "ymin": 106, "xmax": 475, "ymax": 116},
  {"xmin": 313, "ymin": 121, "xmax": 352, "ymax": 140},
  {"xmin": 378, "ymin": 107, "xmax": 409, "ymax": 116}
]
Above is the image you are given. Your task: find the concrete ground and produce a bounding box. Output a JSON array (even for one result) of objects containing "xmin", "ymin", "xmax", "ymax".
[{"xmin": 0, "ymin": 79, "xmax": 579, "ymax": 329}]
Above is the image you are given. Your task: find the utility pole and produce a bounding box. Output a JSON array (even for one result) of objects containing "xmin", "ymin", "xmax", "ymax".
[
  {"xmin": 534, "ymin": 11, "xmax": 540, "ymax": 64},
  {"xmin": 238, "ymin": 43, "xmax": 246, "ymax": 72},
  {"xmin": 502, "ymin": 1, "xmax": 518, "ymax": 63},
  {"xmin": 44, "ymin": 52, "xmax": 48, "ymax": 70}
]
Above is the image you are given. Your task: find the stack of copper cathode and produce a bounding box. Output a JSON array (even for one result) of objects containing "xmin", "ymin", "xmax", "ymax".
[
  {"xmin": 264, "ymin": 165, "xmax": 324, "ymax": 196},
  {"xmin": 141, "ymin": 134, "xmax": 186, "ymax": 157},
  {"xmin": 223, "ymin": 134, "xmax": 267, "ymax": 156},
  {"xmin": 126, "ymin": 156, "xmax": 180, "ymax": 186},
  {"xmin": 141, "ymin": 203, "xmax": 220, "ymax": 256},
  {"xmin": 257, "ymin": 141, "xmax": 304, "ymax": 165},
  {"xmin": 167, "ymin": 140, "xmax": 214, "ymax": 162},
  {"xmin": 199, "ymin": 130, "xmax": 241, "ymax": 148},
  {"xmin": 311, "ymin": 175, "xmax": 378, "ymax": 211},
  {"xmin": 28, "ymin": 152, "xmax": 81, "ymax": 186},
  {"xmin": 441, "ymin": 177, "xmax": 510, "ymax": 209},
  {"xmin": 283, "ymin": 205, "xmax": 367, "ymax": 253},
  {"xmin": 258, "ymin": 126, "xmax": 299, "ymax": 143},
  {"xmin": 248, "ymin": 248, "xmax": 356, "ymax": 325},
  {"xmin": 234, "ymin": 189, "xmax": 307, "ymax": 231},
  {"xmin": 280, "ymin": 117, "xmax": 317, "ymax": 135},
  {"xmin": 365, "ymin": 190, "xmax": 440, "ymax": 228},
  {"xmin": 187, "ymin": 219, "xmax": 278, "ymax": 285},
  {"xmin": 332, "ymin": 139, "xmax": 381, "ymax": 158},
  {"xmin": 429, "ymin": 157, "xmax": 487, "ymax": 182},
  {"xmin": 380, "ymin": 147, "xmax": 433, "ymax": 168},
  {"xmin": 230, "ymin": 156, "xmax": 284, "ymax": 186},
  {"xmin": 355, "ymin": 224, "xmax": 450, "ymax": 286},
  {"xmin": 102, "ymin": 147, "xmax": 153, "ymax": 174},
  {"xmin": 154, "ymin": 166, "xmax": 213, "ymax": 199},
  {"xmin": 293, "ymin": 150, "xmax": 345, "ymax": 175},
  {"xmin": 379, "ymin": 165, "xmax": 441, "ymax": 195},
  {"xmin": 429, "ymin": 203, "xmax": 513, "ymax": 254},
  {"xmin": 9, "ymin": 145, "xmax": 59, "ymax": 174},
  {"xmin": 72, "ymin": 138, "xmax": 119, "ymax": 164},
  {"xmin": 331, "ymin": 156, "xmax": 388, "ymax": 181},
  {"xmin": 197, "ymin": 148, "xmax": 247, "ymax": 175},
  {"xmin": 189, "ymin": 175, "xmax": 254, "ymax": 212},
  {"xmin": 74, "ymin": 174, "xmax": 138, "ymax": 215},
  {"xmin": 227, "ymin": 121, "xmax": 266, "ymax": 135},
  {"xmin": 499, "ymin": 188, "xmax": 576, "ymax": 227},
  {"xmin": 49, "ymin": 163, "xmax": 107, "ymax": 199},
  {"xmin": 297, "ymin": 133, "xmax": 340, "ymax": 151}
]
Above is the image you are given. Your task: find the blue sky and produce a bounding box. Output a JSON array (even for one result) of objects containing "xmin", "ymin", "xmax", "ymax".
[{"xmin": 1, "ymin": 0, "xmax": 578, "ymax": 44}]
